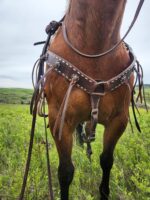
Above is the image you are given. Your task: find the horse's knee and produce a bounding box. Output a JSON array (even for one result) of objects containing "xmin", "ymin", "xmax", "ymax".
[
  {"xmin": 100, "ymin": 152, "xmax": 113, "ymax": 171},
  {"xmin": 58, "ymin": 162, "xmax": 74, "ymax": 187}
]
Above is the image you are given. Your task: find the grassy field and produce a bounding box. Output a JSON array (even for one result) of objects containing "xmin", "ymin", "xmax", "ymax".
[
  {"xmin": 0, "ymin": 88, "xmax": 33, "ymax": 104},
  {"xmin": 0, "ymin": 86, "xmax": 149, "ymax": 105},
  {"xmin": 144, "ymin": 85, "xmax": 150, "ymax": 104},
  {"xmin": 0, "ymin": 88, "xmax": 150, "ymax": 200}
]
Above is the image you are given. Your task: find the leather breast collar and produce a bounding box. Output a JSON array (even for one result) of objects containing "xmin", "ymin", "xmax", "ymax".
[
  {"xmin": 30, "ymin": 20, "xmax": 145, "ymax": 159},
  {"xmin": 45, "ymin": 43, "xmax": 140, "ymax": 151},
  {"xmin": 46, "ymin": 43, "xmax": 136, "ymax": 95}
]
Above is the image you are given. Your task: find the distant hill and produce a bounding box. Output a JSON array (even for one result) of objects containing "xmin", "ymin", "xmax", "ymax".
[
  {"xmin": 144, "ymin": 84, "xmax": 150, "ymax": 88},
  {"xmin": 0, "ymin": 85, "xmax": 150, "ymax": 105},
  {"xmin": 0, "ymin": 88, "xmax": 33, "ymax": 104}
]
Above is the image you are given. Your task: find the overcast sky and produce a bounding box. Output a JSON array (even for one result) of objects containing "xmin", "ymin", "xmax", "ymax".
[{"xmin": 0, "ymin": 0, "xmax": 149, "ymax": 88}]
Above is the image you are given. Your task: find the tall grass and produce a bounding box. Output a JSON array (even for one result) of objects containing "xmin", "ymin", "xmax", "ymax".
[
  {"xmin": 0, "ymin": 104, "xmax": 149, "ymax": 200},
  {"xmin": 0, "ymin": 88, "xmax": 33, "ymax": 104}
]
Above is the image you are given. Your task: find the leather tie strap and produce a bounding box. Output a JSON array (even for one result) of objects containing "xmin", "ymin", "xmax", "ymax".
[
  {"xmin": 90, "ymin": 94, "xmax": 101, "ymax": 140},
  {"xmin": 53, "ymin": 74, "xmax": 79, "ymax": 140}
]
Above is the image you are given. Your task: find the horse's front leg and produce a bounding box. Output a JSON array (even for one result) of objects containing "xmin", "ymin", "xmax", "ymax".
[
  {"xmin": 57, "ymin": 126, "xmax": 74, "ymax": 200},
  {"xmin": 100, "ymin": 113, "xmax": 128, "ymax": 200},
  {"xmin": 49, "ymin": 116, "xmax": 75, "ymax": 200}
]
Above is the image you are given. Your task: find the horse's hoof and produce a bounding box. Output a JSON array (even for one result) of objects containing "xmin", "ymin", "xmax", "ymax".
[{"xmin": 100, "ymin": 189, "xmax": 109, "ymax": 200}]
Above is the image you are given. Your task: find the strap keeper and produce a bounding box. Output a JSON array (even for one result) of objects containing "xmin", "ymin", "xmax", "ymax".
[
  {"xmin": 89, "ymin": 94, "xmax": 101, "ymax": 139},
  {"xmin": 91, "ymin": 108, "xmax": 99, "ymax": 116}
]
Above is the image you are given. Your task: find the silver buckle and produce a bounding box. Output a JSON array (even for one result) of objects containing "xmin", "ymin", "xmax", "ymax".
[
  {"xmin": 91, "ymin": 108, "xmax": 99, "ymax": 116},
  {"xmin": 92, "ymin": 81, "xmax": 107, "ymax": 96}
]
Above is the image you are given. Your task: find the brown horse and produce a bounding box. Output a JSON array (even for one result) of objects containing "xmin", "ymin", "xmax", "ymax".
[{"xmin": 43, "ymin": 0, "xmax": 143, "ymax": 199}]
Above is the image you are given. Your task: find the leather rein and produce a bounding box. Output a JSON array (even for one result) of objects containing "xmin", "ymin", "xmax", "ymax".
[{"xmin": 62, "ymin": 0, "xmax": 145, "ymax": 58}]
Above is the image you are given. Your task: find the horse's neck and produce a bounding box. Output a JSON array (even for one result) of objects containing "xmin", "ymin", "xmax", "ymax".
[{"xmin": 65, "ymin": 0, "xmax": 127, "ymax": 54}]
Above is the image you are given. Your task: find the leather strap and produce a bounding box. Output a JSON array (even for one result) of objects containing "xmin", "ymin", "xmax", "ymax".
[
  {"xmin": 57, "ymin": 75, "xmax": 78, "ymax": 140},
  {"xmin": 90, "ymin": 94, "xmax": 101, "ymax": 139},
  {"xmin": 62, "ymin": 0, "xmax": 145, "ymax": 58},
  {"xmin": 45, "ymin": 44, "xmax": 136, "ymax": 145},
  {"xmin": 46, "ymin": 43, "xmax": 136, "ymax": 96}
]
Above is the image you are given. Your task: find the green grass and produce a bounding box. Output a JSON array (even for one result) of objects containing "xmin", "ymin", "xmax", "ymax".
[
  {"xmin": 134, "ymin": 85, "xmax": 150, "ymax": 106},
  {"xmin": 0, "ymin": 86, "xmax": 149, "ymax": 105},
  {"xmin": 144, "ymin": 86, "xmax": 150, "ymax": 104},
  {"xmin": 0, "ymin": 88, "xmax": 149, "ymax": 199},
  {"xmin": 0, "ymin": 104, "xmax": 149, "ymax": 200},
  {"xmin": 0, "ymin": 88, "xmax": 33, "ymax": 104}
]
